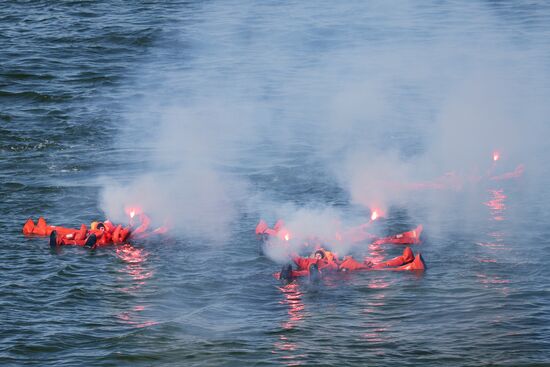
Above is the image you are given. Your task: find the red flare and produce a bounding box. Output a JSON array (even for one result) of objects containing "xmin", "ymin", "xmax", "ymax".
[
  {"xmin": 370, "ymin": 208, "xmax": 385, "ymax": 221},
  {"xmin": 125, "ymin": 206, "xmax": 143, "ymax": 219},
  {"xmin": 371, "ymin": 211, "xmax": 378, "ymax": 221}
]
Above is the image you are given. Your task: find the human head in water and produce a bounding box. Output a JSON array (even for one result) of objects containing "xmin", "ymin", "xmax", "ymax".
[
  {"xmin": 313, "ymin": 249, "xmax": 325, "ymax": 260},
  {"xmin": 91, "ymin": 221, "xmax": 105, "ymax": 231}
]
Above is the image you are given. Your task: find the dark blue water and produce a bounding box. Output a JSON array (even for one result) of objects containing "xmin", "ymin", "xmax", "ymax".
[{"xmin": 2, "ymin": 1, "xmax": 550, "ymax": 366}]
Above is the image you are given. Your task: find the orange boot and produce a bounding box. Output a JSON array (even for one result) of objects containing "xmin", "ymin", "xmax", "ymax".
[
  {"xmin": 338, "ymin": 256, "xmax": 370, "ymax": 272},
  {"xmin": 23, "ymin": 218, "xmax": 35, "ymax": 235},
  {"xmin": 34, "ymin": 217, "xmax": 48, "ymax": 236},
  {"xmin": 393, "ymin": 253, "xmax": 426, "ymax": 271},
  {"xmin": 372, "ymin": 247, "xmax": 415, "ymax": 269}
]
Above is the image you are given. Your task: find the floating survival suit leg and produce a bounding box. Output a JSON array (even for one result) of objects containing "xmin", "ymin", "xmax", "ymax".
[
  {"xmin": 23, "ymin": 218, "xmax": 35, "ymax": 235},
  {"xmin": 74, "ymin": 224, "xmax": 87, "ymax": 241},
  {"xmin": 394, "ymin": 253, "xmax": 426, "ymax": 271},
  {"xmin": 255, "ymin": 219, "xmax": 268, "ymax": 235},
  {"xmin": 36, "ymin": 217, "xmax": 48, "ymax": 235},
  {"xmin": 371, "ymin": 247, "xmax": 415, "ymax": 269},
  {"xmin": 24, "ymin": 217, "xmax": 49, "ymax": 236}
]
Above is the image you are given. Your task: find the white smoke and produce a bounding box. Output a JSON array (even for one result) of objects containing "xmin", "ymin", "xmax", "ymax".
[{"xmin": 99, "ymin": 1, "xmax": 550, "ymax": 250}]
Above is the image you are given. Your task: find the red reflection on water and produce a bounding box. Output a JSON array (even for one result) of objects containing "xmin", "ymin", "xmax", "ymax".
[
  {"xmin": 484, "ymin": 189, "xmax": 507, "ymax": 221},
  {"xmin": 362, "ymin": 328, "xmax": 388, "ymax": 343},
  {"xmin": 476, "ymin": 242, "xmax": 507, "ymax": 250},
  {"xmin": 478, "ymin": 186, "xmax": 511, "ymax": 292},
  {"xmin": 114, "ymin": 244, "xmax": 158, "ymax": 329},
  {"xmin": 476, "ymin": 273, "xmax": 510, "ymax": 284},
  {"xmin": 116, "ymin": 244, "xmax": 153, "ymax": 286},
  {"xmin": 273, "ymin": 282, "xmax": 306, "ymax": 365},
  {"xmin": 476, "ymin": 272, "xmax": 510, "ymax": 296},
  {"xmin": 367, "ymin": 243, "xmax": 386, "ymax": 265},
  {"xmin": 278, "ymin": 282, "xmax": 305, "ymax": 330},
  {"xmin": 361, "ymin": 294, "xmax": 389, "ymax": 349},
  {"xmin": 116, "ymin": 243, "xmax": 147, "ymax": 263},
  {"xmin": 115, "ymin": 305, "xmax": 159, "ymax": 329},
  {"xmin": 488, "ymin": 231, "xmax": 505, "ymax": 242},
  {"xmin": 367, "ymin": 278, "xmax": 392, "ymax": 289},
  {"xmin": 363, "ymin": 293, "xmax": 386, "ymax": 314}
]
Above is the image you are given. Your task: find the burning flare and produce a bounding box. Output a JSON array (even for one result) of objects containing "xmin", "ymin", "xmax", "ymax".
[
  {"xmin": 493, "ymin": 151, "xmax": 500, "ymax": 162},
  {"xmin": 370, "ymin": 207, "xmax": 385, "ymax": 221},
  {"xmin": 125, "ymin": 206, "xmax": 143, "ymax": 219}
]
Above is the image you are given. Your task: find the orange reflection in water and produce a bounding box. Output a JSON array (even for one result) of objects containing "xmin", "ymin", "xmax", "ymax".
[
  {"xmin": 484, "ymin": 189, "xmax": 507, "ymax": 221},
  {"xmin": 367, "ymin": 243, "xmax": 386, "ymax": 265},
  {"xmin": 273, "ymin": 282, "xmax": 306, "ymax": 365},
  {"xmin": 476, "ymin": 273, "xmax": 511, "ymax": 296},
  {"xmin": 476, "ymin": 273, "xmax": 510, "ymax": 284},
  {"xmin": 278, "ymin": 282, "xmax": 305, "ymax": 330},
  {"xmin": 115, "ymin": 244, "xmax": 158, "ymax": 329},
  {"xmin": 116, "ymin": 244, "xmax": 154, "ymax": 287},
  {"xmin": 363, "ymin": 293, "xmax": 386, "ymax": 315},
  {"xmin": 367, "ymin": 277, "xmax": 393, "ymax": 290},
  {"xmin": 476, "ymin": 241, "xmax": 508, "ymax": 250},
  {"xmin": 361, "ymin": 293, "xmax": 389, "ymax": 353},
  {"xmin": 115, "ymin": 304, "xmax": 159, "ymax": 329},
  {"xmin": 478, "ymin": 186, "xmax": 511, "ymax": 293}
]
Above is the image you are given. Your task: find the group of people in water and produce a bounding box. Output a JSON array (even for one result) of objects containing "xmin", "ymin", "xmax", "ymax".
[
  {"xmin": 256, "ymin": 219, "xmax": 426, "ymax": 281},
  {"xmin": 22, "ymin": 212, "xmax": 162, "ymax": 249},
  {"xmin": 23, "ymin": 212, "xmax": 425, "ymax": 283},
  {"xmin": 280, "ymin": 246, "xmax": 424, "ymax": 282}
]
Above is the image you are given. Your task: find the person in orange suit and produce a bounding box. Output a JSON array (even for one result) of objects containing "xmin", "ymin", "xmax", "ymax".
[
  {"xmin": 279, "ymin": 247, "xmax": 425, "ymax": 281},
  {"xmin": 23, "ymin": 217, "xmax": 132, "ymax": 248},
  {"xmin": 24, "ymin": 214, "xmax": 165, "ymax": 249},
  {"xmin": 279, "ymin": 248, "xmax": 339, "ymax": 280},
  {"xmin": 293, "ymin": 248, "xmax": 339, "ymax": 273},
  {"xmin": 338, "ymin": 247, "xmax": 415, "ymax": 271}
]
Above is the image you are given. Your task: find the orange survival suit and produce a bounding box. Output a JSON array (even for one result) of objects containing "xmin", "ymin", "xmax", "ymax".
[{"xmin": 23, "ymin": 217, "xmax": 132, "ymax": 246}]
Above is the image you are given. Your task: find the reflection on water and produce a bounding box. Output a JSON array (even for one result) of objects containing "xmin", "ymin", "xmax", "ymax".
[
  {"xmin": 274, "ymin": 282, "xmax": 306, "ymax": 365},
  {"xmin": 367, "ymin": 243, "xmax": 387, "ymax": 266},
  {"xmin": 363, "ymin": 293, "xmax": 386, "ymax": 315},
  {"xmin": 476, "ymin": 241, "xmax": 507, "ymax": 250},
  {"xmin": 278, "ymin": 282, "xmax": 305, "ymax": 330},
  {"xmin": 116, "ymin": 244, "xmax": 153, "ymax": 288},
  {"xmin": 477, "ymin": 186, "xmax": 510, "ymax": 294},
  {"xmin": 476, "ymin": 273, "xmax": 510, "ymax": 285},
  {"xmin": 115, "ymin": 244, "xmax": 158, "ymax": 328},
  {"xmin": 115, "ymin": 305, "xmax": 158, "ymax": 329},
  {"xmin": 367, "ymin": 277, "xmax": 393, "ymax": 290},
  {"xmin": 485, "ymin": 189, "xmax": 507, "ymax": 221},
  {"xmin": 362, "ymin": 293, "xmax": 388, "ymax": 354}
]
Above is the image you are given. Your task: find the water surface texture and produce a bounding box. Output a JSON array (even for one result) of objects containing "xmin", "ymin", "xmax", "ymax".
[{"xmin": 2, "ymin": 1, "xmax": 550, "ymax": 366}]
